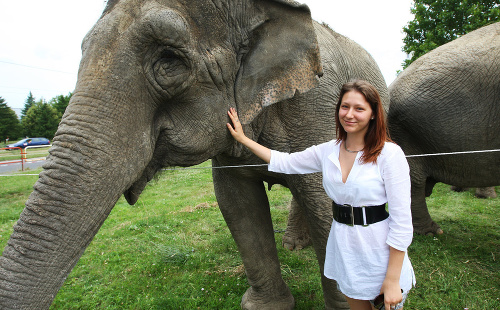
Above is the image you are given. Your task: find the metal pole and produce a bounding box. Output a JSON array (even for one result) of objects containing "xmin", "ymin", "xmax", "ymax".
[{"xmin": 21, "ymin": 148, "xmax": 26, "ymax": 171}]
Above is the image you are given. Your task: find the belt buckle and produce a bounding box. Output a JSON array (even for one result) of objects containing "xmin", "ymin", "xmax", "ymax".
[
  {"xmin": 361, "ymin": 206, "xmax": 369, "ymax": 227},
  {"xmin": 343, "ymin": 204, "xmax": 354, "ymax": 226}
]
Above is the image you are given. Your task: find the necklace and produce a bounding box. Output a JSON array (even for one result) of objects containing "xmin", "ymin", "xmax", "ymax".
[{"xmin": 344, "ymin": 141, "xmax": 362, "ymax": 153}]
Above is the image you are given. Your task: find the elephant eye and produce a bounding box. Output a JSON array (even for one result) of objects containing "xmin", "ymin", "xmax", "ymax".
[
  {"xmin": 155, "ymin": 50, "xmax": 188, "ymax": 77},
  {"xmin": 148, "ymin": 47, "xmax": 191, "ymax": 97}
]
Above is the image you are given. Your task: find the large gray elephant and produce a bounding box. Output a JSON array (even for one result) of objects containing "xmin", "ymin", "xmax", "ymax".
[
  {"xmin": 388, "ymin": 22, "xmax": 500, "ymax": 235},
  {"xmin": 0, "ymin": 1, "xmax": 389, "ymax": 309}
]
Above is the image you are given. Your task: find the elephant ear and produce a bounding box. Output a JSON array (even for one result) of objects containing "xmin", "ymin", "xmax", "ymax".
[{"xmin": 235, "ymin": 0, "xmax": 323, "ymax": 124}]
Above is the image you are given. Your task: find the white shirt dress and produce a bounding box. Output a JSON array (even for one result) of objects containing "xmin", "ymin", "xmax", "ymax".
[{"xmin": 268, "ymin": 140, "xmax": 415, "ymax": 300}]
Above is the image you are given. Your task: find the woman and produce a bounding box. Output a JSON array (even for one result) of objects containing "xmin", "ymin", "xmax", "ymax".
[{"xmin": 227, "ymin": 80, "xmax": 415, "ymax": 310}]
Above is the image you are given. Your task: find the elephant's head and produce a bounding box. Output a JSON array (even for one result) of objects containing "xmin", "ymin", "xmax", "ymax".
[{"xmin": 0, "ymin": 0, "xmax": 321, "ymax": 308}]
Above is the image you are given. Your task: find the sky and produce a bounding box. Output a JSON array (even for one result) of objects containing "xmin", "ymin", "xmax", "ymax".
[{"xmin": 0, "ymin": 0, "xmax": 414, "ymax": 115}]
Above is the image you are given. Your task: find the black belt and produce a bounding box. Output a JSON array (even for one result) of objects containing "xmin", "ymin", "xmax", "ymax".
[{"xmin": 332, "ymin": 201, "xmax": 388, "ymax": 226}]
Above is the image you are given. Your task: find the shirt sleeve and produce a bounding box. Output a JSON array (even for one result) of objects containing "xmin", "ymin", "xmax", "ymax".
[
  {"xmin": 381, "ymin": 143, "xmax": 413, "ymax": 251},
  {"xmin": 268, "ymin": 143, "xmax": 325, "ymax": 175}
]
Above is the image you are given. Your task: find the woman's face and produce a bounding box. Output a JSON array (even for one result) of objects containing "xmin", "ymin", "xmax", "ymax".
[{"xmin": 338, "ymin": 90, "xmax": 374, "ymax": 137}]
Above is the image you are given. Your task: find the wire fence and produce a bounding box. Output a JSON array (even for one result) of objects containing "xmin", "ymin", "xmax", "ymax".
[{"xmin": 1, "ymin": 149, "xmax": 498, "ymax": 177}]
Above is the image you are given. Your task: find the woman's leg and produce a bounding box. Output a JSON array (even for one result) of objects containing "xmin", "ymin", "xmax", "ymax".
[{"xmin": 344, "ymin": 295, "xmax": 373, "ymax": 310}]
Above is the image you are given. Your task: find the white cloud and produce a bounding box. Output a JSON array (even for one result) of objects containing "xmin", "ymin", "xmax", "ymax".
[
  {"xmin": 0, "ymin": 0, "xmax": 104, "ymax": 111},
  {"xmin": 302, "ymin": 0, "xmax": 414, "ymax": 84}
]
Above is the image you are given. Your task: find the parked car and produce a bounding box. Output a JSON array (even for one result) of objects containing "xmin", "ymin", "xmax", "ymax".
[{"xmin": 6, "ymin": 137, "xmax": 51, "ymax": 149}]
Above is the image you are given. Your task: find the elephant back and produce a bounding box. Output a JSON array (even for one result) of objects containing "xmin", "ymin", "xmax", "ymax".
[{"xmin": 388, "ymin": 22, "xmax": 500, "ymax": 153}]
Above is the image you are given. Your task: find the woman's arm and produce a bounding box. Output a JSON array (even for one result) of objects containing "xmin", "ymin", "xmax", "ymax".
[
  {"xmin": 382, "ymin": 144, "xmax": 413, "ymax": 250},
  {"xmin": 227, "ymin": 108, "xmax": 324, "ymax": 174},
  {"xmin": 226, "ymin": 108, "xmax": 271, "ymax": 163},
  {"xmin": 380, "ymin": 247, "xmax": 405, "ymax": 309},
  {"xmin": 379, "ymin": 144, "xmax": 412, "ymax": 309}
]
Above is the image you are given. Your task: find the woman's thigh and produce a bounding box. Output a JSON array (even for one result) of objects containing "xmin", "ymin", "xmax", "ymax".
[{"xmin": 344, "ymin": 295, "xmax": 373, "ymax": 310}]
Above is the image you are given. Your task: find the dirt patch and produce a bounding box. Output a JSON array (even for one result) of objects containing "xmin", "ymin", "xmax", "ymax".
[{"xmin": 179, "ymin": 202, "xmax": 219, "ymax": 213}]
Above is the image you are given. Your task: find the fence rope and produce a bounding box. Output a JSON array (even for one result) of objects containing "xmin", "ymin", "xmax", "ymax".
[
  {"xmin": 405, "ymin": 149, "xmax": 500, "ymax": 158},
  {"xmin": 0, "ymin": 174, "xmax": 40, "ymax": 177},
  {"xmin": 162, "ymin": 164, "xmax": 269, "ymax": 171},
  {"xmin": 0, "ymin": 149, "xmax": 498, "ymax": 177}
]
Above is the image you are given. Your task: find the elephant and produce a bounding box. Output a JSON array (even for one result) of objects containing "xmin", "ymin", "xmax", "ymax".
[
  {"xmin": 0, "ymin": 0, "xmax": 389, "ymax": 309},
  {"xmin": 388, "ymin": 22, "xmax": 500, "ymax": 236}
]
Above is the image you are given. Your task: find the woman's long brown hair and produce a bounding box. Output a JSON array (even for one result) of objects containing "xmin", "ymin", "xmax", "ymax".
[{"xmin": 335, "ymin": 80, "xmax": 391, "ymax": 164}]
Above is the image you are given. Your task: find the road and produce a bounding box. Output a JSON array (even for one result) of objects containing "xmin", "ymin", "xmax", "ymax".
[{"xmin": 0, "ymin": 158, "xmax": 46, "ymax": 175}]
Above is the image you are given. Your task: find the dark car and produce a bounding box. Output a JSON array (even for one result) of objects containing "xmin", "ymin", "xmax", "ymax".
[{"xmin": 7, "ymin": 137, "xmax": 51, "ymax": 149}]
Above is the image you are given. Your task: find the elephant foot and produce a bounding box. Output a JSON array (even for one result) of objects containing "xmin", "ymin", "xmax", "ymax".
[
  {"xmin": 475, "ymin": 187, "xmax": 497, "ymax": 199},
  {"xmin": 282, "ymin": 230, "xmax": 312, "ymax": 250},
  {"xmin": 241, "ymin": 286, "xmax": 295, "ymax": 310},
  {"xmin": 413, "ymin": 221, "xmax": 444, "ymax": 236}
]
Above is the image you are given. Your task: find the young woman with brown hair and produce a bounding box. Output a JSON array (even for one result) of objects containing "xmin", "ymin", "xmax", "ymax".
[{"xmin": 227, "ymin": 80, "xmax": 415, "ymax": 310}]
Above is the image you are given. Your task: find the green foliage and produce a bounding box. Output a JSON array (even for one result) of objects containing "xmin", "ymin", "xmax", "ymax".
[
  {"xmin": 22, "ymin": 100, "xmax": 60, "ymax": 139},
  {"xmin": 19, "ymin": 92, "xmax": 71, "ymax": 139},
  {"xmin": 0, "ymin": 165, "xmax": 498, "ymax": 309},
  {"xmin": 402, "ymin": 0, "xmax": 500, "ymax": 68},
  {"xmin": 49, "ymin": 93, "xmax": 72, "ymax": 118},
  {"xmin": 0, "ymin": 97, "xmax": 22, "ymax": 142},
  {"xmin": 21, "ymin": 91, "xmax": 36, "ymax": 120}
]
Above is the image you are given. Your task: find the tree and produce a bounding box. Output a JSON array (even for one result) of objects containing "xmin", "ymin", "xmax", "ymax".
[
  {"xmin": 50, "ymin": 92, "xmax": 72, "ymax": 118},
  {"xmin": 23, "ymin": 100, "xmax": 60, "ymax": 139},
  {"xmin": 21, "ymin": 91, "xmax": 36, "ymax": 120},
  {"xmin": 0, "ymin": 97, "xmax": 22, "ymax": 142},
  {"xmin": 402, "ymin": 0, "xmax": 500, "ymax": 68}
]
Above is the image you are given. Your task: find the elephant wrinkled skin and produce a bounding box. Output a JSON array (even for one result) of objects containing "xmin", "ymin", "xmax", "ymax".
[
  {"xmin": 388, "ymin": 22, "xmax": 500, "ymax": 236},
  {"xmin": 0, "ymin": 1, "xmax": 388, "ymax": 309}
]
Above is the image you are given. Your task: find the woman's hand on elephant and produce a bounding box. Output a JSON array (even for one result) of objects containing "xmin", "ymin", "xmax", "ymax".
[
  {"xmin": 226, "ymin": 108, "xmax": 272, "ymax": 163},
  {"xmin": 227, "ymin": 108, "xmax": 247, "ymax": 143}
]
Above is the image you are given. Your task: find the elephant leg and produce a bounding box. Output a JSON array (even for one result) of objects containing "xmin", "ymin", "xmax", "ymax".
[
  {"xmin": 282, "ymin": 197, "xmax": 312, "ymax": 250},
  {"xmin": 307, "ymin": 202, "xmax": 348, "ymax": 310},
  {"xmin": 287, "ymin": 176, "xmax": 349, "ymax": 310},
  {"xmin": 212, "ymin": 163, "xmax": 294, "ymax": 310},
  {"xmin": 411, "ymin": 177, "xmax": 443, "ymax": 235}
]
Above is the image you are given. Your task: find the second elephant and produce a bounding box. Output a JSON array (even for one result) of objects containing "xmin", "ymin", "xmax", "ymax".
[{"xmin": 388, "ymin": 22, "xmax": 500, "ymax": 235}]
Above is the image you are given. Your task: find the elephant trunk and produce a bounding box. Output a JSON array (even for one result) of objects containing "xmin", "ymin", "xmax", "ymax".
[{"xmin": 0, "ymin": 93, "xmax": 154, "ymax": 309}]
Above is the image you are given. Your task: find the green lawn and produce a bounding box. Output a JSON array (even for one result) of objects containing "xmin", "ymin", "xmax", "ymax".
[{"xmin": 0, "ymin": 163, "xmax": 498, "ymax": 309}]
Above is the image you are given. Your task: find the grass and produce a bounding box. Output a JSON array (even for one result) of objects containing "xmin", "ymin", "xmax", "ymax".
[{"xmin": 0, "ymin": 162, "xmax": 498, "ymax": 309}]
